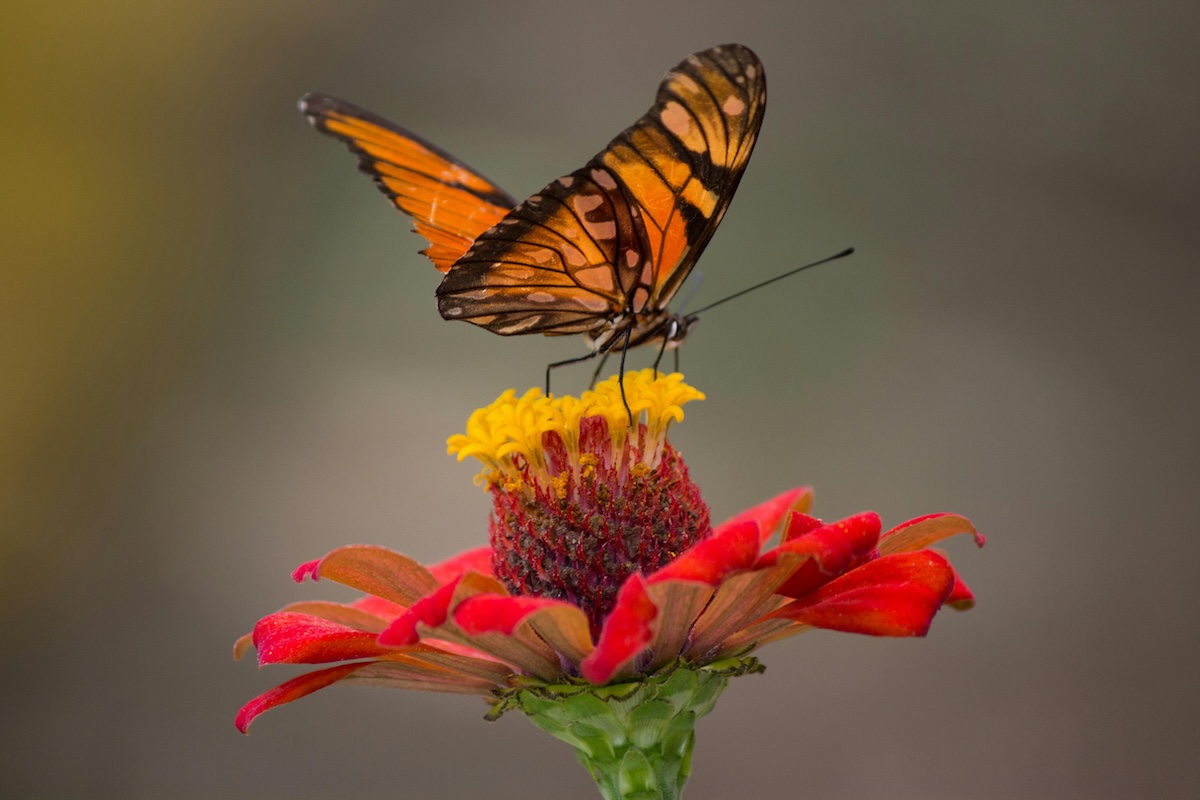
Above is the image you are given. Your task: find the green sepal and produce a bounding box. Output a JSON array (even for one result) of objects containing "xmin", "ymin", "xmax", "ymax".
[{"xmin": 486, "ymin": 657, "xmax": 765, "ymax": 800}]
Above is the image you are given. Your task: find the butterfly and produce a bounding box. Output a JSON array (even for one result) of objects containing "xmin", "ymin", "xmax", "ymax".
[{"xmin": 300, "ymin": 43, "xmax": 766, "ymax": 384}]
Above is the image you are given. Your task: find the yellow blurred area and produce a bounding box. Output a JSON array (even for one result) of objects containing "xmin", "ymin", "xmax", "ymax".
[{"xmin": 1, "ymin": 1, "xmax": 315, "ymax": 617}]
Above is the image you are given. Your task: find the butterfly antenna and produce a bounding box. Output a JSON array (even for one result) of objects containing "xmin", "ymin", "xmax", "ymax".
[
  {"xmin": 685, "ymin": 247, "xmax": 855, "ymax": 318},
  {"xmin": 674, "ymin": 270, "xmax": 705, "ymax": 315}
]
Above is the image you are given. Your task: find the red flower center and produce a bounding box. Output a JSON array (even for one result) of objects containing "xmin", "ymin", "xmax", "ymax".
[{"xmin": 489, "ymin": 416, "xmax": 711, "ymax": 636}]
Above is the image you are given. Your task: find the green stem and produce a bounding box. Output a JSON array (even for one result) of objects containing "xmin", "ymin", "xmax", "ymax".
[{"xmin": 489, "ymin": 657, "xmax": 764, "ymax": 800}]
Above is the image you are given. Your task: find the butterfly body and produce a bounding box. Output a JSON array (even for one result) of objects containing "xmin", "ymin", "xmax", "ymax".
[{"xmin": 301, "ymin": 43, "xmax": 765, "ymax": 370}]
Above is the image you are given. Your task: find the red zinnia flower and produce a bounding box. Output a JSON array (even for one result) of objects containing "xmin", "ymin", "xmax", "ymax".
[{"xmin": 235, "ymin": 370, "xmax": 983, "ymax": 798}]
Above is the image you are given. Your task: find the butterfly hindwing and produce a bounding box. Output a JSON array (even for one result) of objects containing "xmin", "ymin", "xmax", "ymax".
[
  {"xmin": 299, "ymin": 93, "xmax": 518, "ymax": 272},
  {"xmin": 434, "ymin": 44, "xmax": 766, "ymax": 338},
  {"xmin": 436, "ymin": 165, "xmax": 650, "ymax": 336}
]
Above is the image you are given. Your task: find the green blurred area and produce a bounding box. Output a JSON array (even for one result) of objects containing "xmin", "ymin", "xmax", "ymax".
[{"xmin": 2, "ymin": 2, "xmax": 1198, "ymax": 798}]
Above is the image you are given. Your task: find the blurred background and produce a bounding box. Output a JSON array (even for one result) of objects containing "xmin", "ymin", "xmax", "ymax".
[{"xmin": 3, "ymin": 1, "xmax": 1197, "ymax": 797}]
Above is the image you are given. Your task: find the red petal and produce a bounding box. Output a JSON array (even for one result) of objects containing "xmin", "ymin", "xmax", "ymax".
[
  {"xmin": 454, "ymin": 594, "xmax": 566, "ymax": 636},
  {"xmin": 580, "ymin": 574, "xmax": 657, "ymax": 684},
  {"xmin": 769, "ymin": 551, "xmax": 955, "ymax": 637},
  {"xmin": 253, "ymin": 612, "xmax": 391, "ymax": 665},
  {"xmin": 427, "ymin": 546, "xmax": 494, "ymax": 585},
  {"xmin": 715, "ymin": 486, "xmax": 814, "ymax": 543},
  {"xmin": 350, "ymin": 595, "xmax": 407, "ymax": 621},
  {"xmin": 781, "ymin": 512, "xmax": 824, "ymax": 543},
  {"xmin": 265, "ymin": 600, "xmax": 391, "ymax": 632},
  {"xmin": 760, "ymin": 512, "xmax": 881, "ymax": 598},
  {"xmin": 648, "ymin": 519, "xmax": 760, "ymax": 585},
  {"xmin": 377, "ymin": 577, "xmax": 462, "ymax": 647},
  {"xmin": 292, "ymin": 559, "xmax": 321, "ymax": 583},
  {"xmin": 946, "ymin": 569, "xmax": 976, "ymax": 610},
  {"xmin": 235, "ymin": 662, "xmax": 366, "ymax": 733}
]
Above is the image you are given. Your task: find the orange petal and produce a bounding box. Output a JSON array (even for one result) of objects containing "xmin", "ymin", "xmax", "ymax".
[
  {"xmin": 878, "ymin": 513, "xmax": 984, "ymax": 555},
  {"xmin": 643, "ymin": 579, "xmax": 715, "ymax": 672},
  {"xmin": 309, "ymin": 545, "xmax": 440, "ymax": 606}
]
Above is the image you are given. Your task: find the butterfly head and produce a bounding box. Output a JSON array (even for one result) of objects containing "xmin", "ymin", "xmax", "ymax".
[{"xmin": 664, "ymin": 313, "xmax": 697, "ymax": 350}]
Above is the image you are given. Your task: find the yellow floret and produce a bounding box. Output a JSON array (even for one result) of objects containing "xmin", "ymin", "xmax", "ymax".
[{"xmin": 448, "ymin": 371, "xmax": 703, "ymax": 487}]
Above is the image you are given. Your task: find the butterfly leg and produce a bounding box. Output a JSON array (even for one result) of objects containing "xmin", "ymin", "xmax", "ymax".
[
  {"xmin": 616, "ymin": 326, "xmax": 635, "ymax": 424},
  {"xmin": 650, "ymin": 335, "xmax": 670, "ymax": 379},
  {"xmin": 588, "ymin": 351, "xmax": 613, "ymax": 389},
  {"xmin": 545, "ymin": 350, "xmax": 599, "ymax": 396}
]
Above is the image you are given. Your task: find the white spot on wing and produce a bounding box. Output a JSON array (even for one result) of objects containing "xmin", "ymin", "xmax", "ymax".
[
  {"xmin": 591, "ymin": 169, "xmax": 617, "ymax": 190},
  {"xmin": 660, "ymin": 102, "xmax": 691, "ymax": 137},
  {"xmin": 574, "ymin": 265, "xmax": 616, "ymax": 293},
  {"xmin": 573, "ymin": 194, "xmax": 604, "ymax": 213},
  {"xmin": 497, "ymin": 316, "xmax": 542, "ymax": 334},
  {"xmin": 585, "ymin": 220, "xmax": 616, "ymax": 240},
  {"xmin": 561, "ymin": 244, "xmax": 588, "ymax": 268}
]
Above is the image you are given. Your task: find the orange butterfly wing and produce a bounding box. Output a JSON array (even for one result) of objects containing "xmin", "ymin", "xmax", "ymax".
[
  {"xmin": 434, "ymin": 44, "xmax": 766, "ymax": 338},
  {"xmin": 604, "ymin": 44, "xmax": 767, "ymax": 312},
  {"xmin": 299, "ymin": 93, "xmax": 518, "ymax": 273},
  {"xmin": 437, "ymin": 165, "xmax": 650, "ymax": 335}
]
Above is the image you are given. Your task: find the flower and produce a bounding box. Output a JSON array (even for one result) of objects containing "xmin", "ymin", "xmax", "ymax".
[{"xmin": 235, "ymin": 370, "xmax": 983, "ymax": 797}]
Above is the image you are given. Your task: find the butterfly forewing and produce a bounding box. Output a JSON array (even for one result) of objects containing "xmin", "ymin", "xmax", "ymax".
[
  {"xmin": 601, "ymin": 44, "xmax": 767, "ymax": 311},
  {"xmin": 433, "ymin": 44, "xmax": 766, "ymax": 340},
  {"xmin": 299, "ymin": 93, "xmax": 518, "ymax": 272}
]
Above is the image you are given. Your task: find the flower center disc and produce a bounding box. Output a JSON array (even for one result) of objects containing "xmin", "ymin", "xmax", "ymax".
[{"xmin": 490, "ymin": 421, "xmax": 711, "ymax": 635}]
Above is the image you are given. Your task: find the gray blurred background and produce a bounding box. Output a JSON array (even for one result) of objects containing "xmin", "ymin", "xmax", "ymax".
[{"xmin": 3, "ymin": 1, "xmax": 1197, "ymax": 797}]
